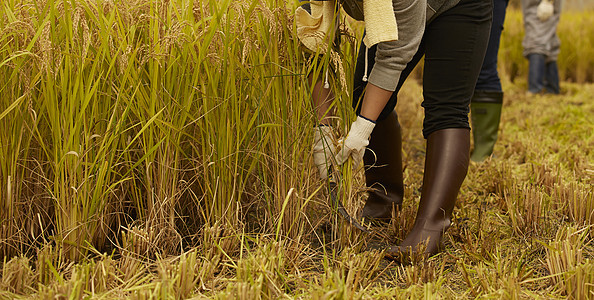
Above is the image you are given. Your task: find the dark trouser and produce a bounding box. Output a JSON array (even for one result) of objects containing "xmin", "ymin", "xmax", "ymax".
[
  {"xmin": 353, "ymin": 0, "xmax": 492, "ymax": 138},
  {"xmin": 470, "ymin": 0, "xmax": 508, "ymax": 162},
  {"xmin": 528, "ymin": 53, "xmax": 560, "ymax": 94},
  {"xmin": 475, "ymin": 0, "xmax": 509, "ymax": 92}
]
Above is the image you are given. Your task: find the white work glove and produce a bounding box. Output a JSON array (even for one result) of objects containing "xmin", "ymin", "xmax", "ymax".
[
  {"xmin": 313, "ymin": 126, "xmax": 336, "ymax": 179},
  {"xmin": 335, "ymin": 116, "xmax": 376, "ymax": 170},
  {"xmin": 537, "ymin": 0, "xmax": 554, "ymax": 22}
]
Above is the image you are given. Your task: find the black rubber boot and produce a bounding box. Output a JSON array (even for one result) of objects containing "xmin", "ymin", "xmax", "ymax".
[
  {"xmin": 361, "ymin": 110, "xmax": 404, "ymax": 223},
  {"xmin": 528, "ymin": 53, "xmax": 546, "ymax": 94},
  {"xmin": 470, "ymin": 90, "xmax": 503, "ymax": 162},
  {"xmin": 385, "ymin": 128, "xmax": 470, "ymax": 261}
]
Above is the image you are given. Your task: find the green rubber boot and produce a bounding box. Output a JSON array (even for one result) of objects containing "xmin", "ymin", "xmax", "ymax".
[{"xmin": 470, "ymin": 90, "xmax": 503, "ymax": 162}]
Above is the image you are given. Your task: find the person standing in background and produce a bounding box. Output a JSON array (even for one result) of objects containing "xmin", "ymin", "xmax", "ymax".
[
  {"xmin": 470, "ymin": 0, "xmax": 510, "ymax": 162},
  {"xmin": 522, "ymin": 0, "xmax": 562, "ymax": 95}
]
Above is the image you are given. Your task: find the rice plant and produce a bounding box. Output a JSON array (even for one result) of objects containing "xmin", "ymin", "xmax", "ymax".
[{"xmin": 0, "ymin": 1, "xmax": 593, "ymax": 298}]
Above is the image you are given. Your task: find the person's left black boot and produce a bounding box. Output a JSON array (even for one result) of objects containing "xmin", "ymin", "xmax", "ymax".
[
  {"xmin": 527, "ymin": 53, "xmax": 546, "ymax": 94},
  {"xmin": 384, "ymin": 128, "xmax": 470, "ymax": 262},
  {"xmin": 544, "ymin": 60, "xmax": 560, "ymax": 94}
]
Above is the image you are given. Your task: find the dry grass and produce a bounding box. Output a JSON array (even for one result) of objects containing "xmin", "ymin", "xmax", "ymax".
[{"xmin": 0, "ymin": 1, "xmax": 593, "ymax": 299}]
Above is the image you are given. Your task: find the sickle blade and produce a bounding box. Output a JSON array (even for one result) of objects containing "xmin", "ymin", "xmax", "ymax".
[{"xmin": 327, "ymin": 166, "xmax": 369, "ymax": 233}]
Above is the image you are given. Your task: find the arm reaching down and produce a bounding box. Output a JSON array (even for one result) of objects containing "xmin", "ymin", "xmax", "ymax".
[{"xmin": 335, "ymin": 0, "xmax": 426, "ymax": 168}]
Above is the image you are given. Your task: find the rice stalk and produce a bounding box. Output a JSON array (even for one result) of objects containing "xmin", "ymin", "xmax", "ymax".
[
  {"xmin": 0, "ymin": 255, "xmax": 35, "ymax": 295},
  {"xmin": 544, "ymin": 225, "xmax": 591, "ymax": 298},
  {"xmin": 309, "ymin": 249, "xmax": 384, "ymax": 299},
  {"xmin": 555, "ymin": 182, "xmax": 594, "ymax": 227}
]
